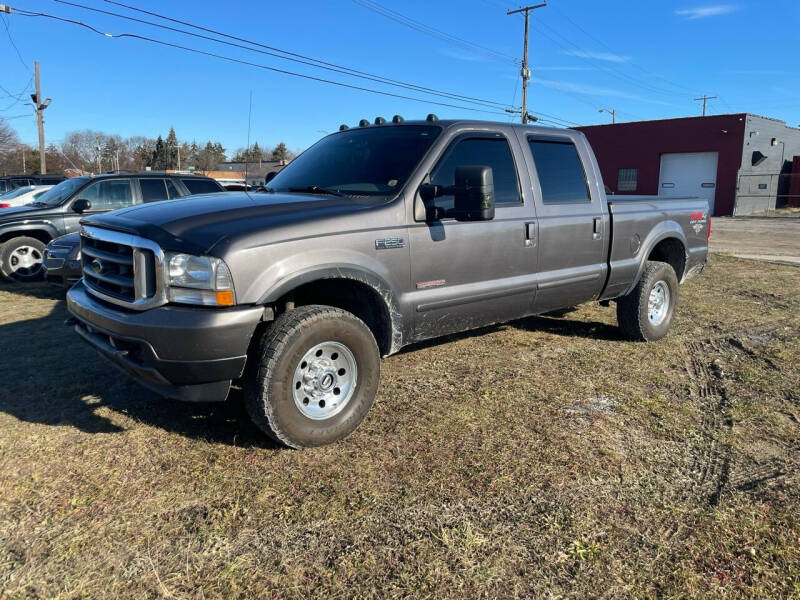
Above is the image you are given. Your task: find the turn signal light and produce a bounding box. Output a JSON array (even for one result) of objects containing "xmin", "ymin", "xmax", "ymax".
[
  {"xmin": 215, "ymin": 290, "xmax": 234, "ymax": 306},
  {"xmin": 0, "ymin": 203, "xmax": 11, "ymax": 208}
]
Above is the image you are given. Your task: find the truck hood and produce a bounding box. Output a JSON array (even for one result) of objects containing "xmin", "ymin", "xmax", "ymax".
[{"xmin": 81, "ymin": 191, "xmax": 379, "ymax": 255}]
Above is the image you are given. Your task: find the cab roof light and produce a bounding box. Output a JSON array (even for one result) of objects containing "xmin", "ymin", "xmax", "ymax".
[
  {"xmin": 392, "ymin": 114, "xmax": 404, "ymax": 123},
  {"xmin": 426, "ymin": 113, "xmax": 438, "ymax": 122},
  {"xmin": 358, "ymin": 119, "xmax": 370, "ymax": 127},
  {"xmin": 374, "ymin": 116, "xmax": 386, "ymax": 125},
  {"xmin": 339, "ymin": 124, "xmax": 349, "ymax": 131}
]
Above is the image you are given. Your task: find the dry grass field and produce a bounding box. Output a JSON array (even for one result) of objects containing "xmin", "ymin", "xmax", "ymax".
[{"xmin": 1, "ymin": 254, "xmax": 798, "ymax": 599}]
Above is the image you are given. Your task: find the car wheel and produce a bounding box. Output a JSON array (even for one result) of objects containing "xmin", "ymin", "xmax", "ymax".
[
  {"xmin": 245, "ymin": 304, "xmax": 380, "ymax": 448},
  {"xmin": 616, "ymin": 260, "xmax": 678, "ymax": 342},
  {"xmin": 0, "ymin": 236, "xmax": 47, "ymax": 281}
]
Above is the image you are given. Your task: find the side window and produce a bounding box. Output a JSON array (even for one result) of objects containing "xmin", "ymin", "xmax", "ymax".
[
  {"xmin": 182, "ymin": 178, "xmax": 222, "ymax": 195},
  {"xmin": 528, "ymin": 138, "xmax": 590, "ymax": 204},
  {"xmin": 430, "ymin": 136, "xmax": 521, "ymax": 209},
  {"xmin": 80, "ymin": 179, "xmax": 133, "ymax": 210},
  {"xmin": 617, "ymin": 168, "xmax": 638, "ymax": 192},
  {"xmin": 140, "ymin": 179, "xmax": 169, "ymax": 203},
  {"xmin": 165, "ymin": 179, "xmax": 182, "ymax": 199}
]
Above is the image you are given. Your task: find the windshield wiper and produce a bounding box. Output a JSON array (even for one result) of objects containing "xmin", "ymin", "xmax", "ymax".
[
  {"xmin": 287, "ymin": 185, "xmax": 348, "ymax": 198},
  {"xmin": 29, "ymin": 201, "xmax": 46, "ymax": 207}
]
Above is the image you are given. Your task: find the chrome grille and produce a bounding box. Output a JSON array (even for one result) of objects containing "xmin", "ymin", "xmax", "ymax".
[{"xmin": 80, "ymin": 226, "xmax": 167, "ymax": 310}]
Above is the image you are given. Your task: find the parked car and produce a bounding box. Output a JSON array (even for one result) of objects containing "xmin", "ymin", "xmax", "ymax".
[
  {"xmin": 66, "ymin": 118, "xmax": 710, "ymax": 448},
  {"xmin": 0, "ymin": 172, "xmax": 224, "ymax": 281},
  {"xmin": 0, "ymin": 185, "xmax": 54, "ymax": 208},
  {"xmin": 42, "ymin": 233, "xmax": 82, "ymax": 288},
  {"xmin": 0, "ymin": 174, "xmax": 65, "ymax": 195}
]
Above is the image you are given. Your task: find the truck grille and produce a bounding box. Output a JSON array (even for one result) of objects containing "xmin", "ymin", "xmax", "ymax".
[{"xmin": 80, "ymin": 226, "xmax": 166, "ymax": 310}]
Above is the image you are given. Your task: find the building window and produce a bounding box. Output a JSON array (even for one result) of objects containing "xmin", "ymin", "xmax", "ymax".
[{"xmin": 617, "ymin": 168, "xmax": 638, "ymax": 191}]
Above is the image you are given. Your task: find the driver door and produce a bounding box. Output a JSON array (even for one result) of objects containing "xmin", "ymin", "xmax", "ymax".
[
  {"xmin": 63, "ymin": 178, "xmax": 136, "ymax": 234},
  {"xmin": 408, "ymin": 131, "xmax": 538, "ymax": 342}
]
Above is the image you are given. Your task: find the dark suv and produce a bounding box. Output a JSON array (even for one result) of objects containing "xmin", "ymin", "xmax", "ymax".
[
  {"xmin": 0, "ymin": 174, "xmax": 66, "ymax": 195},
  {"xmin": 0, "ymin": 172, "xmax": 224, "ymax": 281}
]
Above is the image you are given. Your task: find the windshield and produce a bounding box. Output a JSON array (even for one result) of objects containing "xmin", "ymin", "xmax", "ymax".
[
  {"xmin": 34, "ymin": 177, "xmax": 87, "ymax": 207},
  {"xmin": 0, "ymin": 186, "xmax": 34, "ymax": 200},
  {"xmin": 268, "ymin": 125, "xmax": 441, "ymax": 196}
]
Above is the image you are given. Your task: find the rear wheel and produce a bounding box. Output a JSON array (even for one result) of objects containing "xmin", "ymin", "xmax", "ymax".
[
  {"xmin": 616, "ymin": 260, "xmax": 678, "ymax": 341},
  {"xmin": 245, "ymin": 304, "xmax": 380, "ymax": 448},
  {"xmin": 0, "ymin": 236, "xmax": 46, "ymax": 281}
]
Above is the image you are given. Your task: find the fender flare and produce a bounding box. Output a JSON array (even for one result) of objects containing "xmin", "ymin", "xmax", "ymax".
[
  {"xmin": 258, "ymin": 263, "xmax": 405, "ymax": 355},
  {"xmin": 624, "ymin": 221, "xmax": 688, "ymax": 296},
  {"xmin": 0, "ymin": 221, "xmax": 60, "ymax": 243}
]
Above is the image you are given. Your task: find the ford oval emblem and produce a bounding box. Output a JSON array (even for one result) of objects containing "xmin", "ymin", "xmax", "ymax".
[{"xmin": 91, "ymin": 258, "xmax": 105, "ymax": 275}]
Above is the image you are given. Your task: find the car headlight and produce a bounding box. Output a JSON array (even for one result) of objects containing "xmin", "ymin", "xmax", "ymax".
[{"xmin": 165, "ymin": 252, "xmax": 235, "ymax": 306}]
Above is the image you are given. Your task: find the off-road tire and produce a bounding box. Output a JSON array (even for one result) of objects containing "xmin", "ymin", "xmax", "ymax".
[
  {"xmin": 0, "ymin": 236, "xmax": 46, "ymax": 281},
  {"xmin": 244, "ymin": 304, "xmax": 380, "ymax": 449},
  {"xmin": 616, "ymin": 260, "xmax": 678, "ymax": 342}
]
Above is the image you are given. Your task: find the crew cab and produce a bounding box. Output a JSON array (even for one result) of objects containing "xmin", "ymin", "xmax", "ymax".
[
  {"xmin": 0, "ymin": 172, "xmax": 224, "ymax": 281},
  {"xmin": 66, "ymin": 117, "xmax": 709, "ymax": 448}
]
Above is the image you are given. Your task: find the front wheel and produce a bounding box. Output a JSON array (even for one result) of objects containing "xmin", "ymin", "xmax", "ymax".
[
  {"xmin": 616, "ymin": 261, "xmax": 678, "ymax": 342},
  {"xmin": 0, "ymin": 236, "xmax": 47, "ymax": 281},
  {"xmin": 245, "ymin": 305, "xmax": 380, "ymax": 448}
]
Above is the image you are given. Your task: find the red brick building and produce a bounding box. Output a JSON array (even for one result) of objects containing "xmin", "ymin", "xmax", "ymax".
[{"xmin": 575, "ymin": 114, "xmax": 800, "ymax": 216}]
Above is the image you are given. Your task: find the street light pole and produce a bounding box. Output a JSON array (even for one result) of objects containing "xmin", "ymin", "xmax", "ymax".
[
  {"xmin": 507, "ymin": 3, "xmax": 547, "ymax": 124},
  {"xmin": 599, "ymin": 108, "xmax": 616, "ymax": 124}
]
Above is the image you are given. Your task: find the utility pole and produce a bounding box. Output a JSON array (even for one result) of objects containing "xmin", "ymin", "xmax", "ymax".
[
  {"xmin": 599, "ymin": 108, "xmax": 616, "ymax": 124},
  {"xmin": 694, "ymin": 94, "xmax": 717, "ymax": 117},
  {"xmin": 30, "ymin": 61, "xmax": 52, "ymax": 174},
  {"xmin": 507, "ymin": 3, "xmax": 546, "ymax": 124}
]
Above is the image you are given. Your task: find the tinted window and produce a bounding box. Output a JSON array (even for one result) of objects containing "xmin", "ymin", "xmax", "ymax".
[
  {"xmin": 181, "ymin": 178, "xmax": 222, "ymax": 195},
  {"xmin": 269, "ymin": 125, "xmax": 441, "ymax": 197},
  {"xmin": 528, "ymin": 139, "xmax": 590, "ymax": 204},
  {"xmin": 165, "ymin": 179, "xmax": 182, "ymax": 199},
  {"xmin": 80, "ymin": 179, "xmax": 133, "ymax": 210},
  {"xmin": 430, "ymin": 136, "xmax": 520, "ymax": 207},
  {"xmin": 140, "ymin": 178, "xmax": 169, "ymax": 203}
]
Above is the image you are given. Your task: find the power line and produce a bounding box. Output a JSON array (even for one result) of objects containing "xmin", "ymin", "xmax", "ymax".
[
  {"xmin": 352, "ymin": 0, "xmax": 520, "ymax": 64},
  {"xmin": 12, "ymin": 8, "xmax": 513, "ymax": 117},
  {"xmin": 56, "ymin": 0, "xmax": 510, "ymax": 112},
  {"xmin": 546, "ymin": 1, "xmax": 699, "ymax": 96},
  {"xmin": 1, "ymin": 12, "xmax": 30, "ymax": 72}
]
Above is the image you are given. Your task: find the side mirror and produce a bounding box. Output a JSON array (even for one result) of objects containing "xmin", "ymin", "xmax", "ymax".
[
  {"xmin": 264, "ymin": 172, "xmax": 277, "ymax": 184},
  {"xmin": 72, "ymin": 198, "xmax": 91, "ymax": 213},
  {"xmin": 419, "ymin": 165, "xmax": 495, "ymax": 222}
]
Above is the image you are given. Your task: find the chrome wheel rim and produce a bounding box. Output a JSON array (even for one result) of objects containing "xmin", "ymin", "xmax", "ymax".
[
  {"xmin": 292, "ymin": 341, "xmax": 357, "ymax": 420},
  {"xmin": 648, "ymin": 281, "xmax": 670, "ymax": 326},
  {"xmin": 9, "ymin": 245, "xmax": 43, "ymax": 277}
]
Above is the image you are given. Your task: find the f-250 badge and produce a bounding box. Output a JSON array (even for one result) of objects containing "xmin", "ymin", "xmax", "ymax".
[{"xmin": 689, "ymin": 211, "xmax": 707, "ymax": 234}]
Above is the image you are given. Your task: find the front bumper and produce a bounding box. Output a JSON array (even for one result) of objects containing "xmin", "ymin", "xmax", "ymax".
[{"xmin": 67, "ymin": 280, "xmax": 263, "ymax": 402}]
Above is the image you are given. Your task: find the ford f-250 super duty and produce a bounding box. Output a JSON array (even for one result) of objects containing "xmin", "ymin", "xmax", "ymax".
[{"xmin": 66, "ymin": 116, "xmax": 709, "ymax": 448}]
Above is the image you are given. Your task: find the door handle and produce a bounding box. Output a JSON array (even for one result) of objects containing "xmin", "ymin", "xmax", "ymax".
[
  {"xmin": 525, "ymin": 222, "xmax": 536, "ymax": 247},
  {"xmin": 593, "ymin": 217, "xmax": 602, "ymax": 240}
]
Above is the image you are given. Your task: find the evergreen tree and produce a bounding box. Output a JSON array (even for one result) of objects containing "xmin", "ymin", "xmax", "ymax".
[
  {"xmin": 151, "ymin": 136, "xmax": 165, "ymax": 170},
  {"xmin": 272, "ymin": 142, "xmax": 289, "ymax": 162},
  {"xmin": 165, "ymin": 127, "xmax": 179, "ymax": 170}
]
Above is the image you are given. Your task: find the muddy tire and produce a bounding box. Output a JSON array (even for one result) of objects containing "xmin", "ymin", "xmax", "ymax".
[
  {"xmin": 0, "ymin": 236, "xmax": 46, "ymax": 281},
  {"xmin": 616, "ymin": 260, "xmax": 678, "ymax": 342},
  {"xmin": 244, "ymin": 304, "xmax": 380, "ymax": 449}
]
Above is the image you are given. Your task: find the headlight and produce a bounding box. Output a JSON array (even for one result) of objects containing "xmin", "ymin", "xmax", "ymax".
[{"xmin": 165, "ymin": 252, "xmax": 235, "ymax": 306}]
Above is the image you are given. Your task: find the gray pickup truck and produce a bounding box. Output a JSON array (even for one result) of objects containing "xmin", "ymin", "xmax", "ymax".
[{"xmin": 66, "ymin": 117, "xmax": 709, "ymax": 448}]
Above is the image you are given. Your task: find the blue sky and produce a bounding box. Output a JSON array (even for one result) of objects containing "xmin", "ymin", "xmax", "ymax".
[{"xmin": 2, "ymin": 0, "xmax": 799, "ymax": 154}]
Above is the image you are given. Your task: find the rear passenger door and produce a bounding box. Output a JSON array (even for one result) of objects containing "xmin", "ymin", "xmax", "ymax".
[
  {"xmin": 139, "ymin": 178, "xmax": 183, "ymax": 203},
  {"xmin": 518, "ymin": 134, "xmax": 608, "ymax": 313}
]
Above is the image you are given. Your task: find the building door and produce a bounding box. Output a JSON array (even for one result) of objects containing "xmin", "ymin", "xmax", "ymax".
[{"xmin": 658, "ymin": 152, "xmax": 719, "ymax": 214}]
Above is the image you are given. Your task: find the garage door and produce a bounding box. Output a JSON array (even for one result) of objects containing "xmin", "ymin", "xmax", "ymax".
[{"xmin": 658, "ymin": 152, "xmax": 718, "ymax": 214}]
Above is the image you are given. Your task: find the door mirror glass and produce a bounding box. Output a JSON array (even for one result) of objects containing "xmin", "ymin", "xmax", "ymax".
[
  {"xmin": 420, "ymin": 165, "xmax": 495, "ymax": 222},
  {"xmin": 72, "ymin": 198, "xmax": 91, "ymax": 213}
]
